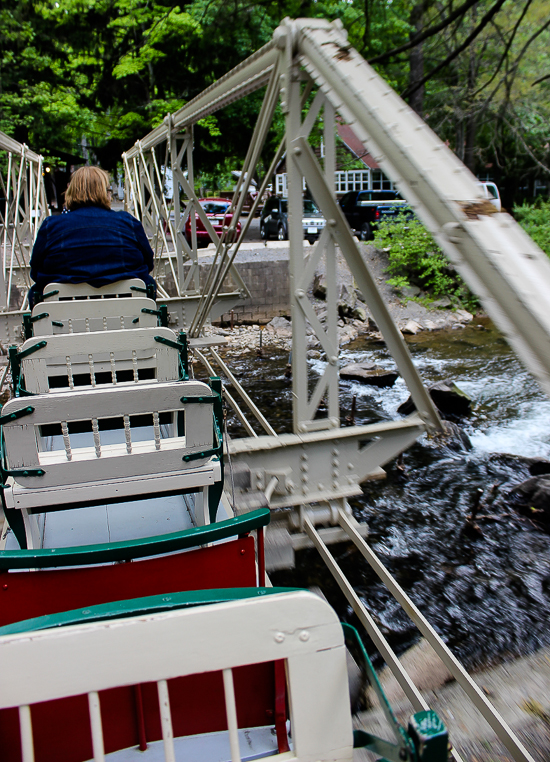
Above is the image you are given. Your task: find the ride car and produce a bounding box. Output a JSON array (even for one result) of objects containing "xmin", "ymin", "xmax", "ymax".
[
  {"xmin": 184, "ymin": 197, "xmax": 242, "ymax": 248},
  {"xmin": 338, "ymin": 189, "xmax": 412, "ymax": 241},
  {"xmin": 260, "ymin": 197, "xmax": 326, "ymax": 244}
]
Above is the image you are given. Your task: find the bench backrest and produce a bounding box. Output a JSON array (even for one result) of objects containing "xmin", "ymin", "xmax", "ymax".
[
  {"xmin": 41, "ymin": 279, "xmax": 148, "ymax": 302},
  {"xmin": 30, "ymin": 297, "xmax": 159, "ymax": 336},
  {"xmin": 0, "ymin": 591, "xmax": 352, "ymax": 762},
  {"xmin": 1, "ymin": 379, "xmax": 219, "ymax": 491},
  {"xmin": 16, "ymin": 327, "xmax": 182, "ymax": 394}
]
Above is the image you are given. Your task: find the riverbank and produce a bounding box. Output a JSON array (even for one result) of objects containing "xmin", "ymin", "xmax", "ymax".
[{"xmin": 205, "ymin": 242, "xmax": 480, "ymax": 355}]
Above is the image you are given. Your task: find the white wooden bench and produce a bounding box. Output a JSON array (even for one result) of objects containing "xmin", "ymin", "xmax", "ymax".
[
  {"xmin": 40, "ymin": 278, "xmax": 150, "ymax": 302},
  {"xmin": 0, "ymin": 380, "xmax": 222, "ymax": 545},
  {"xmin": 0, "ymin": 590, "xmax": 353, "ymax": 762},
  {"xmin": 14, "ymin": 326, "xmax": 183, "ymax": 394},
  {"xmin": 29, "ymin": 297, "xmax": 159, "ymax": 337}
]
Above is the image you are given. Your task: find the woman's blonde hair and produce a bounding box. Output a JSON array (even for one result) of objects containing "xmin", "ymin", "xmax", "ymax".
[{"xmin": 65, "ymin": 166, "xmax": 112, "ymax": 211}]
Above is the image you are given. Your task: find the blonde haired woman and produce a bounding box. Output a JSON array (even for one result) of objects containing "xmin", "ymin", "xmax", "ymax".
[{"xmin": 29, "ymin": 166, "xmax": 155, "ymax": 306}]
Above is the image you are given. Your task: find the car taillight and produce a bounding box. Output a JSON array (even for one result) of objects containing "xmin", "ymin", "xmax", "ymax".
[{"xmin": 375, "ymin": 210, "xmax": 380, "ymax": 220}]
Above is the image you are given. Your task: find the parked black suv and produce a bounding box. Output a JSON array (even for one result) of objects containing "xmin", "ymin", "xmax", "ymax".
[
  {"xmin": 260, "ymin": 197, "xmax": 326, "ymax": 244},
  {"xmin": 338, "ymin": 190, "xmax": 411, "ymax": 241}
]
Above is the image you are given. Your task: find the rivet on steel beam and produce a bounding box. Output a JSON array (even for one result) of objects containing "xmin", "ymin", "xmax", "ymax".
[
  {"xmin": 295, "ymin": 289, "xmax": 305, "ymax": 298},
  {"xmin": 293, "ymin": 147, "xmax": 302, "ymax": 156},
  {"xmin": 299, "ymin": 630, "xmax": 310, "ymax": 642},
  {"xmin": 328, "ymin": 219, "xmax": 336, "ymax": 226},
  {"xmin": 329, "ymin": 356, "xmax": 338, "ymax": 365},
  {"xmin": 274, "ymin": 632, "xmax": 285, "ymax": 643}
]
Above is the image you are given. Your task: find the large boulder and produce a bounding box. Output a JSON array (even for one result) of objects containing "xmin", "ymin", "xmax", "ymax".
[
  {"xmin": 266, "ymin": 316, "xmax": 292, "ymax": 338},
  {"xmin": 340, "ymin": 362, "xmax": 399, "ymax": 387},
  {"xmin": 508, "ymin": 476, "xmax": 550, "ymax": 525},
  {"xmin": 398, "ymin": 378, "xmax": 472, "ymax": 418}
]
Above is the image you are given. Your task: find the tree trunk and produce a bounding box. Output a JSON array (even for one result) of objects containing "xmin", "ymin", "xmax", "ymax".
[{"xmin": 408, "ymin": 3, "xmax": 426, "ymax": 117}]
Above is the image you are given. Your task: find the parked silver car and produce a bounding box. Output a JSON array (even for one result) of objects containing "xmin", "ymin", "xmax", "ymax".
[{"xmin": 260, "ymin": 197, "xmax": 326, "ymax": 244}]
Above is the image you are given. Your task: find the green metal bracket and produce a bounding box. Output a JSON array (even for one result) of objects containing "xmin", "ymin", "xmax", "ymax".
[
  {"xmin": 139, "ymin": 306, "xmax": 168, "ymax": 327},
  {"xmin": 23, "ymin": 312, "xmax": 49, "ymax": 340},
  {"xmin": 129, "ymin": 284, "xmax": 156, "ymax": 300},
  {"xmin": 408, "ymin": 711, "xmax": 449, "ymax": 761},
  {"xmin": 132, "ymin": 317, "xmax": 139, "ymax": 324},
  {"xmin": 180, "ymin": 395, "xmax": 216, "ymax": 404},
  {"xmin": 18, "ymin": 340, "xmax": 47, "ymax": 360},
  {"xmin": 178, "ymin": 331, "xmax": 188, "ymax": 379},
  {"xmin": 344, "ymin": 624, "xmax": 414, "ymax": 761},
  {"xmin": 4, "ymin": 468, "xmax": 45, "ymax": 478},
  {"xmin": 30, "ymin": 312, "xmax": 49, "ymax": 323},
  {"xmin": 346, "ymin": 623, "xmax": 449, "ymax": 761},
  {"xmin": 0, "ymin": 507, "xmax": 270, "ymax": 569},
  {"xmin": 158, "ymin": 304, "xmax": 168, "ymax": 327},
  {"xmin": 51, "ymin": 320, "xmax": 64, "ymax": 327},
  {"xmin": 182, "ymin": 448, "xmax": 221, "ymax": 463},
  {"xmin": 22, "ymin": 314, "xmax": 32, "ymax": 340},
  {"xmin": 0, "ymin": 406, "xmax": 35, "ymax": 426},
  {"xmin": 41, "ymin": 289, "xmax": 59, "ymax": 300},
  {"xmin": 8, "ymin": 346, "xmax": 20, "ymax": 396},
  {"xmin": 154, "ymin": 335, "xmax": 186, "ymax": 351},
  {"xmin": 209, "ymin": 377, "xmax": 224, "ymax": 523},
  {"xmin": 9, "ymin": 341, "xmax": 47, "ymax": 397}
]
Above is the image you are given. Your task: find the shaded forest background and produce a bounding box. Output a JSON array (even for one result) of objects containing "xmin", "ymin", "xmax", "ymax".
[{"xmin": 1, "ymin": 0, "xmax": 549, "ymax": 206}]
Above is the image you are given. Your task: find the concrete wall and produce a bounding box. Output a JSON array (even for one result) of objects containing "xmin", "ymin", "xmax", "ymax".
[
  {"xmin": 220, "ymin": 258, "xmax": 290, "ymax": 323},
  {"xmin": 158, "ymin": 252, "xmax": 291, "ymax": 324}
]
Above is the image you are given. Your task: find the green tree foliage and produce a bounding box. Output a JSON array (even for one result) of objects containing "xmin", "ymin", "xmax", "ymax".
[
  {"xmin": 0, "ymin": 0, "xmax": 548, "ymax": 202},
  {"xmin": 514, "ymin": 200, "xmax": 550, "ymax": 255},
  {"xmin": 373, "ymin": 214, "xmax": 475, "ymax": 307}
]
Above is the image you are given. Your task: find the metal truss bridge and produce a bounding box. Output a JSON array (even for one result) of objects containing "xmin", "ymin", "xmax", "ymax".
[{"xmin": 1, "ymin": 18, "xmax": 549, "ymax": 762}]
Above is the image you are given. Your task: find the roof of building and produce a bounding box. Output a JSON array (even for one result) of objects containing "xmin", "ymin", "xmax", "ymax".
[{"xmin": 336, "ymin": 123, "xmax": 379, "ymax": 169}]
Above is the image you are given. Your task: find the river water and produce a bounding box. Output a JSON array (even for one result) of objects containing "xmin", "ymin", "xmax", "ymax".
[{"xmin": 223, "ymin": 319, "xmax": 550, "ymax": 669}]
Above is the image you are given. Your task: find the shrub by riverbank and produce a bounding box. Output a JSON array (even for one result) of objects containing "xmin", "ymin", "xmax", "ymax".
[
  {"xmin": 514, "ymin": 199, "xmax": 550, "ymax": 256},
  {"xmin": 372, "ymin": 214, "xmax": 477, "ymax": 311}
]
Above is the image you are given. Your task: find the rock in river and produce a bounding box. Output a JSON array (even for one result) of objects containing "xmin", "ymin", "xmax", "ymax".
[
  {"xmin": 398, "ymin": 378, "xmax": 472, "ymax": 418},
  {"xmin": 340, "ymin": 362, "xmax": 399, "ymax": 387},
  {"xmin": 508, "ymin": 476, "xmax": 550, "ymax": 526}
]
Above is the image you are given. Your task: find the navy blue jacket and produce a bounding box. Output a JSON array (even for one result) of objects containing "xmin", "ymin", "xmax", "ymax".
[{"xmin": 30, "ymin": 206, "xmax": 156, "ymax": 302}]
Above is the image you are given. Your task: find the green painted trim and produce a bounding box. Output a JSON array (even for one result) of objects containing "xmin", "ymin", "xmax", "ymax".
[
  {"xmin": 41, "ymin": 289, "xmax": 59, "ymax": 300},
  {"xmin": 154, "ymin": 335, "xmax": 185, "ymax": 351},
  {"xmin": 30, "ymin": 312, "xmax": 49, "ymax": 323},
  {"xmin": 344, "ymin": 623, "xmax": 414, "ymax": 757},
  {"xmin": 0, "ymin": 406, "xmax": 35, "ymax": 426},
  {"xmin": 4, "ymin": 468, "xmax": 45, "ymax": 478},
  {"xmin": 159, "ymin": 304, "xmax": 169, "ymax": 327},
  {"xmin": 178, "ymin": 331, "xmax": 188, "ymax": 378},
  {"xmin": 130, "ymin": 286, "xmax": 147, "ymax": 294},
  {"xmin": 209, "ymin": 377, "xmax": 224, "ymax": 523},
  {"xmin": 182, "ymin": 447, "xmax": 220, "ymax": 463},
  {"xmin": 51, "ymin": 320, "xmax": 64, "ymax": 328},
  {"xmin": 18, "ymin": 340, "xmax": 47, "ymax": 360},
  {"xmin": 180, "ymin": 395, "xmax": 216, "ymax": 404},
  {"xmin": 0, "ymin": 507, "xmax": 270, "ymax": 570},
  {"xmin": 0, "ymin": 587, "xmax": 299, "ymax": 636}
]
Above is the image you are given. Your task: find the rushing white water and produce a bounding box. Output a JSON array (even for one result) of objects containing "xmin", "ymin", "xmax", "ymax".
[{"xmin": 230, "ymin": 321, "xmax": 550, "ymax": 666}]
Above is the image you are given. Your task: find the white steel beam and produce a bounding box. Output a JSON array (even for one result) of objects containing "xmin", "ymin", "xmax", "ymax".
[{"xmin": 285, "ymin": 17, "xmax": 550, "ymax": 397}]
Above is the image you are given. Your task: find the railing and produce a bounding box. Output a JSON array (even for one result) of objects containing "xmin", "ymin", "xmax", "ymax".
[{"xmin": 0, "ymin": 131, "xmax": 48, "ymax": 312}]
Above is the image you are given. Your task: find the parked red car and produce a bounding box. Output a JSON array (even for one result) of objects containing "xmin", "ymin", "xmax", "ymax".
[{"xmin": 185, "ymin": 197, "xmax": 242, "ymax": 248}]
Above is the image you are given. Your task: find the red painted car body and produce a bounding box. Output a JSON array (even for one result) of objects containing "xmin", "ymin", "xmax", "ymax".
[{"xmin": 185, "ymin": 197, "xmax": 242, "ymax": 248}]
